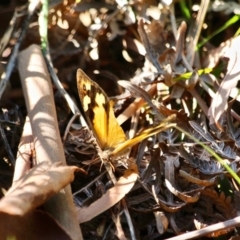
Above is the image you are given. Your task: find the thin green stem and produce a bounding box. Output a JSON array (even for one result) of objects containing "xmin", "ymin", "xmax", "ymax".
[
  {"xmin": 39, "ymin": 0, "xmax": 48, "ymax": 54},
  {"xmin": 198, "ymin": 15, "xmax": 240, "ymax": 49},
  {"xmin": 174, "ymin": 125, "xmax": 240, "ymax": 185},
  {"xmin": 179, "ymin": 1, "xmax": 191, "ymax": 20}
]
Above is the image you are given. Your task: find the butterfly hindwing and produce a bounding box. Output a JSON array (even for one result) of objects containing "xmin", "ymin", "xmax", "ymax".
[{"xmin": 76, "ymin": 69, "xmax": 127, "ymax": 152}]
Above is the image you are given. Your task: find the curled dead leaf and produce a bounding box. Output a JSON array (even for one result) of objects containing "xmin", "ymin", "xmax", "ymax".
[
  {"xmin": 77, "ymin": 163, "xmax": 138, "ymax": 223},
  {"xmin": 0, "ymin": 161, "xmax": 78, "ymax": 216}
]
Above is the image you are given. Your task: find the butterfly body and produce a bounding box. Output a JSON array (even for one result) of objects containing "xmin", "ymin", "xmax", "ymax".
[{"xmin": 77, "ymin": 69, "xmax": 128, "ymax": 158}]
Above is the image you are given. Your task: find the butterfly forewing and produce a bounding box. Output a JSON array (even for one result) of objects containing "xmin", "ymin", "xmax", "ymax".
[{"xmin": 76, "ymin": 69, "xmax": 127, "ymax": 152}]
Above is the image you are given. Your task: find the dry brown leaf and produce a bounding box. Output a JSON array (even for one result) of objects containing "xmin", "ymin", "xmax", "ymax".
[
  {"xmin": 170, "ymin": 85, "xmax": 185, "ymax": 99},
  {"xmin": 77, "ymin": 163, "xmax": 138, "ymax": 223},
  {"xmin": 179, "ymin": 170, "xmax": 216, "ymax": 187},
  {"xmin": 0, "ymin": 161, "xmax": 78, "ymax": 216},
  {"xmin": 206, "ymin": 36, "xmax": 240, "ymax": 125},
  {"xmin": 112, "ymin": 213, "xmax": 127, "ymax": 240},
  {"xmin": 124, "ymin": 36, "xmax": 146, "ymax": 56},
  {"xmin": 117, "ymin": 83, "xmax": 157, "ymax": 125},
  {"xmin": 165, "ymin": 179, "xmax": 200, "ymax": 203},
  {"xmin": 154, "ymin": 211, "xmax": 169, "ymax": 234},
  {"xmin": 147, "ymin": 20, "xmax": 169, "ymax": 54}
]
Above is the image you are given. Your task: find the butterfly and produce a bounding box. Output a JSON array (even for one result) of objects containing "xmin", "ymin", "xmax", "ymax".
[
  {"xmin": 76, "ymin": 69, "xmax": 129, "ymax": 160},
  {"xmin": 76, "ymin": 69, "xmax": 175, "ymax": 160}
]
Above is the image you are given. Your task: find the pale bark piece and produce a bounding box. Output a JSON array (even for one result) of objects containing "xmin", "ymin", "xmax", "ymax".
[
  {"xmin": 0, "ymin": 161, "xmax": 78, "ymax": 216},
  {"xmin": 18, "ymin": 45, "xmax": 65, "ymax": 166},
  {"xmin": 18, "ymin": 44, "xmax": 82, "ymax": 240},
  {"xmin": 77, "ymin": 163, "xmax": 138, "ymax": 223}
]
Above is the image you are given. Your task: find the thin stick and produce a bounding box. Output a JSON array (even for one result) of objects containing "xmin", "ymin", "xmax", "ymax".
[{"xmin": 0, "ymin": 1, "xmax": 40, "ymax": 98}]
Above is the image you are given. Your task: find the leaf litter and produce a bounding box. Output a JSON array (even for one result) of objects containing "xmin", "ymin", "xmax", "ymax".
[{"xmin": 1, "ymin": 0, "xmax": 240, "ymax": 239}]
